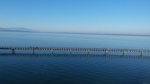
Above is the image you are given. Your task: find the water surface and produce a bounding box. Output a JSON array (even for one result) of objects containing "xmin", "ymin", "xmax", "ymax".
[{"xmin": 0, "ymin": 32, "xmax": 150, "ymax": 84}]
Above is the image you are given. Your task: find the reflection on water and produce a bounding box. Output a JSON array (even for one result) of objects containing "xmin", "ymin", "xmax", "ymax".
[{"xmin": 0, "ymin": 54, "xmax": 150, "ymax": 84}]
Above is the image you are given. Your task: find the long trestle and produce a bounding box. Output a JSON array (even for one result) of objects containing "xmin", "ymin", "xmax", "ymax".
[{"xmin": 0, "ymin": 46, "xmax": 150, "ymax": 56}]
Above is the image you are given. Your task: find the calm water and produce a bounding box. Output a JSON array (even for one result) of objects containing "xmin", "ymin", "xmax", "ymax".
[{"xmin": 0, "ymin": 32, "xmax": 150, "ymax": 84}]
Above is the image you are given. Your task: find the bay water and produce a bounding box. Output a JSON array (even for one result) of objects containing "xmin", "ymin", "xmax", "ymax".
[{"xmin": 0, "ymin": 32, "xmax": 150, "ymax": 84}]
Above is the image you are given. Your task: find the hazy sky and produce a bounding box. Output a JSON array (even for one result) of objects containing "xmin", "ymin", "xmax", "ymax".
[{"xmin": 0, "ymin": 0, "xmax": 150, "ymax": 34}]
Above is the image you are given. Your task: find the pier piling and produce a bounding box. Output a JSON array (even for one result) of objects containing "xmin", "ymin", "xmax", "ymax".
[
  {"xmin": 51, "ymin": 50, "xmax": 54, "ymax": 54},
  {"xmin": 12, "ymin": 49, "xmax": 15, "ymax": 54},
  {"xmin": 123, "ymin": 50, "xmax": 125, "ymax": 56},
  {"xmin": 70, "ymin": 50, "xmax": 72, "ymax": 54},
  {"xmin": 141, "ymin": 51, "xmax": 143, "ymax": 56},
  {"xmin": 88, "ymin": 50, "xmax": 90, "ymax": 54},
  {"xmin": 33, "ymin": 49, "xmax": 35, "ymax": 54},
  {"xmin": 105, "ymin": 50, "xmax": 108, "ymax": 55}
]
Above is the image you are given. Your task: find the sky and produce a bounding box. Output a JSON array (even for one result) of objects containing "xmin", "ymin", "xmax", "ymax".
[{"xmin": 0, "ymin": 0, "xmax": 150, "ymax": 35}]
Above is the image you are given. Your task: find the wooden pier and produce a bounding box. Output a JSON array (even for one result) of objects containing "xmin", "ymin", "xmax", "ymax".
[{"xmin": 0, "ymin": 46, "xmax": 150, "ymax": 56}]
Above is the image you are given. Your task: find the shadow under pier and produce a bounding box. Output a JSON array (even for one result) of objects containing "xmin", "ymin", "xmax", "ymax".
[{"xmin": 0, "ymin": 53, "xmax": 150, "ymax": 59}]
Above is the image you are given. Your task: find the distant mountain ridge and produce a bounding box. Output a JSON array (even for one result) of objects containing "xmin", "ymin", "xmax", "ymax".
[
  {"xmin": 0, "ymin": 27, "xmax": 149, "ymax": 36},
  {"xmin": 0, "ymin": 27, "xmax": 35, "ymax": 32}
]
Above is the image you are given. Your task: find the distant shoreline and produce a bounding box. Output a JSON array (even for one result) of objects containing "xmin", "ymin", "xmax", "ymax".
[{"xmin": 44, "ymin": 32, "xmax": 150, "ymax": 37}]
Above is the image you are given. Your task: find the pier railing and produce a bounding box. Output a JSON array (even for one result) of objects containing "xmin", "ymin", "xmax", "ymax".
[{"xmin": 0, "ymin": 46, "xmax": 150, "ymax": 56}]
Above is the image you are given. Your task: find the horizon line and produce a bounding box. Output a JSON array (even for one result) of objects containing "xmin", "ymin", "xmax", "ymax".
[{"xmin": 0, "ymin": 30, "xmax": 150, "ymax": 37}]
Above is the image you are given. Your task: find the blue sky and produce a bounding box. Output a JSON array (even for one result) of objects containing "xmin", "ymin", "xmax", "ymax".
[{"xmin": 0, "ymin": 0, "xmax": 150, "ymax": 35}]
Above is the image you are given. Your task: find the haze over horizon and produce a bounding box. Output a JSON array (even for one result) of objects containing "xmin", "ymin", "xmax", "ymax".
[{"xmin": 0, "ymin": 0, "xmax": 150, "ymax": 35}]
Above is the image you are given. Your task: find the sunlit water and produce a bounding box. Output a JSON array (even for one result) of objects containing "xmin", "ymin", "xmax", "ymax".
[{"xmin": 0, "ymin": 32, "xmax": 150, "ymax": 84}]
